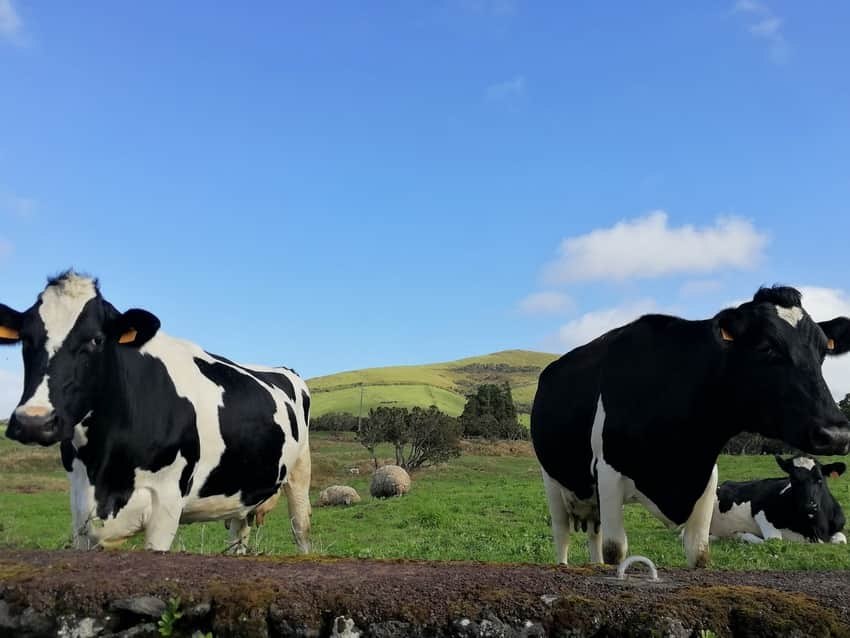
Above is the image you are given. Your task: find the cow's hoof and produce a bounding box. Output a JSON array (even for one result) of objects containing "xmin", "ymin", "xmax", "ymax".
[{"xmin": 602, "ymin": 540, "xmax": 625, "ymax": 565}]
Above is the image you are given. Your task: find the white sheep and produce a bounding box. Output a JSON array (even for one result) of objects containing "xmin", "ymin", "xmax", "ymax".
[
  {"xmin": 370, "ymin": 465, "xmax": 411, "ymax": 498},
  {"xmin": 317, "ymin": 485, "xmax": 362, "ymax": 507}
]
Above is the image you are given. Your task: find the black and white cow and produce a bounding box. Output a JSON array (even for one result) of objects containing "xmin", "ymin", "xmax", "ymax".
[
  {"xmin": 0, "ymin": 271, "xmax": 312, "ymax": 553},
  {"xmin": 710, "ymin": 455, "xmax": 846, "ymax": 544},
  {"xmin": 531, "ymin": 286, "xmax": 850, "ymax": 568}
]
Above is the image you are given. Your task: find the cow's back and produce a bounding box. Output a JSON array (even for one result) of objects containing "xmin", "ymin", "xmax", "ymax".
[
  {"xmin": 139, "ymin": 334, "xmax": 310, "ymax": 519},
  {"xmin": 711, "ymin": 478, "xmax": 785, "ymax": 539}
]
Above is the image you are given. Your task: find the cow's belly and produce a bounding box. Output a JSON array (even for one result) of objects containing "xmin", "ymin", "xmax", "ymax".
[
  {"xmin": 623, "ymin": 481, "xmax": 677, "ymax": 529},
  {"xmin": 180, "ymin": 494, "xmax": 257, "ymax": 523},
  {"xmin": 709, "ymin": 500, "xmax": 760, "ymax": 537}
]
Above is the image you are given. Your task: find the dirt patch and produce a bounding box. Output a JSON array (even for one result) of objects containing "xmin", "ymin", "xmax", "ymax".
[
  {"xmin": 2, "ymin": 479, "xmax": 68, "ymax": 494},
  {"xmin": 459, "ymin": 439, "xmax": 534, "ymax": 457},
  {"xmin": 1, "ymin": 551, "xmax": 850, "ymax": 637}
]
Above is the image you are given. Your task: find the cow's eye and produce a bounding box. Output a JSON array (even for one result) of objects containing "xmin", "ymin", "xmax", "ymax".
[
  {"xmin": 756, "ymin": 342, "xmax": 776, "ymax": 356},
  {"xmin": 86, "ymin": 335, "xmax": 104, "ymax": 351},
  {"xmin": 757, "ymin": 341, "xmax": 787, "ymax": 362}
]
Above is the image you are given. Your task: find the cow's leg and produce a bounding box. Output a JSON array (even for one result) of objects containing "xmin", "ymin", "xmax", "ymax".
[
  {"xmin": 587, "ymin": 523, "xmax": 603, "ymax": 563},
  {"xmin": 682, "ymin": 464, "xmax": 718, "ymax": 568},
  {"xmin": 736, "ymin": 532, "xmax": 765, "ymax": 544},
  {"xmin": 541, "ymin": 470, "xmax": 572, "ymax": 564},
  {"xmin": 597, "ymin": 462, "xmax": 628, "ymax": 564},
  {"xmin": 142, "ymin": 484, "xmax": 184, "ymax": 551},
  {"xmin": 226, "ymin": 517, "xmax": 251, "ymax": 555},
  {"xmin": 753, "ymin": 511, "xmax": 783, "ymax": 542},
  {"xmin": 68, "ymin": 459, "xmax": 96, "ymax": 550},
  {"xmin": 283, "ymin": 441, "xmax": 312, "ymax": 553},
  {"xmin": 88, "ymin": 488, "xmax": 154, "ymax": 549}
]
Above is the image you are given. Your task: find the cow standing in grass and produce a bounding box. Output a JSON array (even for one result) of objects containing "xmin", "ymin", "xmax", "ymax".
[
  {"xmin": 711, "ymin": 455, "xmax": 846, "ymax": 544},
  {"xmin": 531, "ymin": 286, "xmax": 850, "ymax": 568},
  {"xmin": 0, "ymin": 271, "xmax": 312, "ymax": 554}
]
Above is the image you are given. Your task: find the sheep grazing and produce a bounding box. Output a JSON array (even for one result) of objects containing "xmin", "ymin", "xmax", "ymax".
[
  {"xmin": 317, "ymin": 485, "xmax": 362, "ymax": 507},
  {"xmin": 370, "ymin": 465, "xmax": 412, "ymax": 498}
]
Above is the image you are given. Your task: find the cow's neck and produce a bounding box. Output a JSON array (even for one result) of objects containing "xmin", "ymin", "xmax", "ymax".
[{"xmin": 88, "ymin": 337, "xmax": 190, "ymax": 434}]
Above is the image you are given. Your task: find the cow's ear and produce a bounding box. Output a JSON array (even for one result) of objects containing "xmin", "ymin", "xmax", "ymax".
[
  {"xmin": 775, "ymin": 455, "xmax": 793, "ymax": 474},
  {"xmin": 106, "ymin": 308, "xmax": 160, "ymax": 348},
  {"xmin": 716, "ymin": 307, "xmax": 749, "ymax": 344},
  {"xmin": 0, "ymin": 304, "xmax": 22, "ymax": 345},
  {"xmin": 823, "ymin": 462, "xmax": 846, "ymax": 479},
  {"xmin": 819, "ymin": 318, "xmax": 850, "ymax": 356}
]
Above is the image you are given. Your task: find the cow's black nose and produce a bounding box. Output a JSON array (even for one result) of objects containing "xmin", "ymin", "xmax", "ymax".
[{"xmin": 5, "ymin": 417, "xmax": 22, "ymax": 441}]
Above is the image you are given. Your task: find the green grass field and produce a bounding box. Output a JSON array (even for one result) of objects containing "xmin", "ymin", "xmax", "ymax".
[
  {"xmin": 1, "ymin": 430, "xmax": 849, "ymax": 570},
  {"xmin": 307, "ymin": 349, "xmax": 556, "ymax": 419}
]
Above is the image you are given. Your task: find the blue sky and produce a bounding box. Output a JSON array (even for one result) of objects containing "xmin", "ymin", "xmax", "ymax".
[{"xmin": 2, "ymin": 1, "xmax": 850, "ymax": 413}]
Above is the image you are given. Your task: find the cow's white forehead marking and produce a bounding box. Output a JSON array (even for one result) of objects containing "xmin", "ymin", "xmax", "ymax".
[
  {"xmin": 776, "ymin": 305, "xmax": 804, "ymax": 327},
  {"xmin": 792, "ymin": 457, "xmax": 815, "ymax": 470},
  {"xmin": 39, "ymin": 275, "xmax": 98, "ymax": 356}
]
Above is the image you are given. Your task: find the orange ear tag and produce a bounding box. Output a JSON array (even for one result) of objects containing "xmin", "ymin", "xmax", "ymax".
[
  {"xmin": 119, "ymin": 329, "xmax": 137, "ymax": 344},
  {"xmin": 721, "ymin": 328, "xmax": 734, "ymax": 342},
  {"xmin": 830, "ymin": 471, "xmax": 840, "ymax": 480},
  {"xmin": 827, "ymin": 338, "xmax": 836, "ymax": 351},
  {"xmin": 0, "ymin": 326, "xmax": 19, "ymax": 340}
]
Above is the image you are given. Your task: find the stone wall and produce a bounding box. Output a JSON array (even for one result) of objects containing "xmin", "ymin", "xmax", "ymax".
[{"xmin": 1, "ymin": 550, "xmax": 849, "ymax": 637}]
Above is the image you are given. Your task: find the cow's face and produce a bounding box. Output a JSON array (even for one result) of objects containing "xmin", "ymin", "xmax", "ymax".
[
  {"xmin": 0, "ymin": 271, "xmax": 160, "ymax": 446},
  {"xmin": 775, "ymin": 455, "xmax": 845, "ymax": 519},
  {"xmin": 716, "ymin": 286, "xmax": 850, "ymax": 456}
]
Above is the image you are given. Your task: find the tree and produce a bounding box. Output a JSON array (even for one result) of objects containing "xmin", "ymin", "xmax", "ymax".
[
  {"xmin": 399, "ymin": 406, "xmax": 462, "ymax": 470},
  {"xmin": 358, "ymin": 407, "xmax": 404, "ymax": 468},
  {"xmin": 311, "ymin": 412, "xmax": 361, "ymax": 432},
  {"xmin": 362, "ymin": 405, "xmax": 462, "ymax": 470},
  {"xmin": 459, "ymin": 382, "xmax": 527, "ymax": 440},
  {"xmin": 840, "ymin": 394, "xmax": 850, "ymax": 421},
  {"xmin": 367, "ymin": 406, "xmax": 408, "ymax": 466}
]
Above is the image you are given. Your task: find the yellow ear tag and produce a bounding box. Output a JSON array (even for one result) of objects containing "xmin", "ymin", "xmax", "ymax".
[
  {"xmin": 118, "ymin": 329, "xmax": 137, "ymax": 345},
  {"xmin": 0, "ymin": 326, "xmax": 19, "ymax": 340},
  {"xmin": 827, "ymin": 338, "xmax": 836, "ymax": 351},
  {"xmin": 721, "ymin": 328, "xmax": 734, "ymax": 342}
]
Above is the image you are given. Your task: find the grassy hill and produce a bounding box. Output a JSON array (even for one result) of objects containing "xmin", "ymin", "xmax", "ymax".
[{"xmin": 307, "ymin": 349, "xmax": 559, "ymax": 423}]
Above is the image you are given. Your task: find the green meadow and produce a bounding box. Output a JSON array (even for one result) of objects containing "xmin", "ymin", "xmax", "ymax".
[{"xmin": 1, "ymin": 430, "xmax": 849, "ymax": 570}]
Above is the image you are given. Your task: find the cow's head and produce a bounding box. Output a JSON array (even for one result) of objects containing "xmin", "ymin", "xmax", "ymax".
[
  {"xmin": 0, "ymin": 271, "xmax": 160, "ymax": 445},
  {"xmin": 715, "ymin": 286, "xmax": 850, "ymax": 455},
  {"xmin": 774, "ymin": 454, "xmax": 845, "ymax": 520}
]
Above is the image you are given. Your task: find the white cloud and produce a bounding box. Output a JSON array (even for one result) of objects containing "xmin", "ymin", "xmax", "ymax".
[
  {"xmin": 543, "ymin": 211, "xmax": 768, "ymax": 284},
  {"xmin": 680, "ymin": 279, "xmax": 724, "ymax": 297},
  {"xmin": 518, "ymin": 291, "xmax": 573, "ymax": 316},
  {"xmin": 557, "ymin": 299, "xmax": 660, "ymax": 350},
  {"xmin": 2, "ymin": 193, "xmax": 37, "ymax": 217},
  {"xmin": 0, "ymin": 367, "xmax": 22, "ymax": 417},
  {"xmin": 750, "ymin": 16, "xmax": 781, "ymax": 37},
  {"xmin": 733, "ymin": 0, "xmax": 788, "ymax": 63},
  {"xmin": 0, "ymin": 0, "xmax": 23, "ymax": 45},
  {"xmin": 486, "ymin": 75, "xmax": 525, "ymax": 100}
]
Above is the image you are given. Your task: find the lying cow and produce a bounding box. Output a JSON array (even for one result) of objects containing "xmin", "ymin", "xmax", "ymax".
[
  {"xmin": 710, "ymin": 455, "xmax": 846, "ymax": 544},
  {"xmin": 531, "ymin": 285, "xmax": 850, "ymax": 568},
  {"xmin": 1, "ymin": 271, "xmax": 311, "ymax": 553}
]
